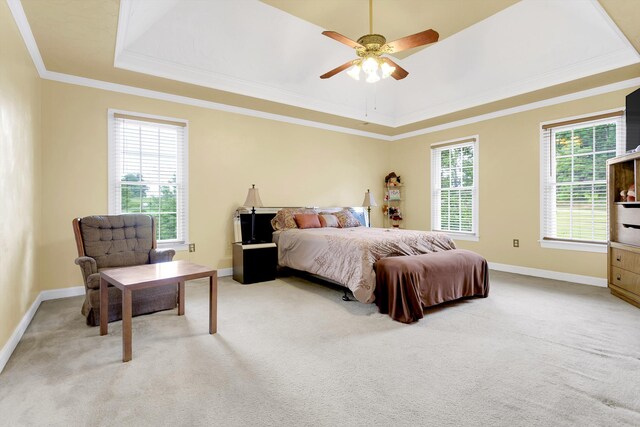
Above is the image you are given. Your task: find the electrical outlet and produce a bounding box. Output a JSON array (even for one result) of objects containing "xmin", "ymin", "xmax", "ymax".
[
  {"xmin": 513, "ymin": 239, "xmax": 519, "ymax": 248},
  {"xmin": 188, "ymin": 243, "xmax": 196, "ymax": 252}
]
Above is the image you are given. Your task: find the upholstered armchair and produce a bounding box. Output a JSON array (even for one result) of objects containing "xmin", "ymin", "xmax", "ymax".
[{"xmin": 73, "ymin": 214, "xmax": 178, "ymax": 326}]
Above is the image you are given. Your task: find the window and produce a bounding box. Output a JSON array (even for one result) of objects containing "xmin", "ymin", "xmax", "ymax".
[
  {"xmin": 108, "ymin": 110, "xmax": 188, "ymax": 248},
  {"xmin": 541, "ymin": 110, "xmax": 625, "ymax": 252},
  {"xmin": 431, "ymin": 136, "xmax": 479, "ymax": 240}
]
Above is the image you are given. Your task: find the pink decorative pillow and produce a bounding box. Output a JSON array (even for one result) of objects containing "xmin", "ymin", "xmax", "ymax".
[
  {"xmin": 334, "ymin": 209, "xmax": 362, "ymax": 228},
  {"xmin": 318, "ymin": 214, "xmax": 339, "ymax": 228},
  {"xmin": 294, "ymin": 213, "xmax": 321, "ymax": 229}
]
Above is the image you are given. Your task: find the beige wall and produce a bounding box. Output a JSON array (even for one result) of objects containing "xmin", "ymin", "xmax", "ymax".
[
  {"xmin": 0, "ymin": 2, "xmax": 42, "ymax": 350},
  {"xmin": 39, "ymin": 81, "xmax": 389, "ymax": 291},
  {"xmin": 40, "ymin": 80, "xmax": 637, "ymax": 295},
  {"xmin": 390, "ymin": 88, "xmax": 638, "ymax": 278}
]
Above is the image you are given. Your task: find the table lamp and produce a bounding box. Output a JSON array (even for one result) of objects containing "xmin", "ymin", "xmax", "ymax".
[
  {"xmin": 362, "ymin": 189, "xmax": 377, "ymax": 227},
  {"xmin": 243, "ymin": 184, "xmax": 264, "ymax": 243}
]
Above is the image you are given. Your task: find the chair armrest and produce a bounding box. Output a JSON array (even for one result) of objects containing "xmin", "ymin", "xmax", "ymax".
[
  {"xmin": 75, "ymin": 256, "xmax": 97, "ymax": 284},
  {"xmin": 86, "ymin": 273, "xmax": 101, "ymax": 290},
  {"xmin": 150, "ymin": 248, "xmax": 175, "ymax": 264}
]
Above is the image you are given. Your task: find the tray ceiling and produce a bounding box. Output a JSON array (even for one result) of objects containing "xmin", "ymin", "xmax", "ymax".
[{"xmin": 19, "ymin": 0, "xmax": 640, "ymax": 136}]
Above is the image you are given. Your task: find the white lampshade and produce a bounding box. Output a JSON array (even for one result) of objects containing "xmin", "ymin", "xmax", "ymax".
[
  {"xmin": 362, "ymin": 57, "xmax": 379, "ymax": 75},
  {"xmin": 347, "ymin": 64, "xmax": 361, "ymax": 80},
  {"xmin": 362, "ymin": 189, "xmax": 377, "ymax": 207},
  {"xmin": 366, "ymin": 72, "xmax": 380, "ymax": 83},
  {"xmin": 243, "ymin": 184, "xmax": 263, "ymax": 208},
  {"xmin": 380, "ymin": 62, "xmax": 395, "ymax": 79}
]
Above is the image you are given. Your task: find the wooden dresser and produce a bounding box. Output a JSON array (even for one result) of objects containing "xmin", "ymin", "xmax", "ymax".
[{"xmin": 608, "ymin": 151, "xmax": 640, "ymax": 308}]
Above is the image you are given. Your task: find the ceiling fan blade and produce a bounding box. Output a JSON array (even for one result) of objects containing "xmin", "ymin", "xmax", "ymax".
[
  {"xmin": 385, "ymin": 29, "xmax": 439, "ymax": 53},
  {"xmin": 320, "ymin": 60, "xmax": 355, "ymax": 79},
  {"xmin": 322, "ymin": 31, "xmax": 363, "ymax": 49},
  {"xmin": 381, "ymin": 57, "xmax": 409, "ymax": 80}
]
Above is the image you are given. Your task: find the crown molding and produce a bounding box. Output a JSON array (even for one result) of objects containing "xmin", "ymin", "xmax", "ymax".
[
  {"xmin": 44, "ymin": 70, "xmax": 392, "ymax": 140},
  {"xmin": 393, "ymin": 0, "xmax": 640, "ymax": 128},
  {"xmin": 114, "ymin": 50, "xmax": 397, "ymax": 128},
  {"xmin": 388, "ymin": 76, "xmax": 640, "ymax": 141},
  {"xmin": 115, "ymin": 0, "xmax": 396, "ymax": 127},
  {"xmin": 7, "ymin": 0, "xmax": 392, "ymax": 141},
  {"xmin": 113, "ymin": 0, "xmax": 640, "ymax": 129},
  {"xmin": 395, "ymin": 49, "xmax": 639, "ymax": 129},
  {"xmin": 7, "ymin": 0, "xmax": 640, "ymax": 143}
]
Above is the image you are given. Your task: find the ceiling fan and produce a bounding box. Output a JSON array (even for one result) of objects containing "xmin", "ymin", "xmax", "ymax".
[{"xmin": 320, "ymin": 0, "xmax": 439, "ymax": 82}]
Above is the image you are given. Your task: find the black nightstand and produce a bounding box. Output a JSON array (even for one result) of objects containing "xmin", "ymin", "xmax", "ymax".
[{"xmin": 232, "ymin": 242, "xmax": 277, "ymax": 284}]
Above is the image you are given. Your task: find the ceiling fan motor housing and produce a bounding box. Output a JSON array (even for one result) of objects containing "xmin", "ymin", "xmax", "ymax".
[{"xmin": 356, "ymin": 34, "xmax": 389, "ymax": 57}]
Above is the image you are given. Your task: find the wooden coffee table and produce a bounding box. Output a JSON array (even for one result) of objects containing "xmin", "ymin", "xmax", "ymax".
[{"xmin": 99, "ymin": 260, "xmax": 217, "ymax": 362}]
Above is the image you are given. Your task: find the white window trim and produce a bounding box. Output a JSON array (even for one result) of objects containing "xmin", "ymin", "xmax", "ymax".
[
  {"xmin": 430, "ymin": 135, "xmax": 480, "ymax": 241},
  {"xmin": 539, "ymin": 239, "xmax": 607, "ymax": 253},
  {"xmin": 107, "ymin": 109, "xmax": 190, "ymax": 251},
  {"xmin": 539, "ymin": 108, "xmax": 624, "ymax": 253},
  {"xmin": 443, "ymin": 231, "xmax": 480, "ymax": 242}
]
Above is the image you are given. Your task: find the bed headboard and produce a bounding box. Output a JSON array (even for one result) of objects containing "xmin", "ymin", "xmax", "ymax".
[{"xmin": 233, "ymin": 207, "xmax": 368, "ymax": 243}]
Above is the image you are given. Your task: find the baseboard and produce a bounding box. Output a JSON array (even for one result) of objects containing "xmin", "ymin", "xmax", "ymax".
[
  {"xmin": 40, "ymin": 285, "xmax": 85, "ymax": 300},
  {"xmin": 489, "ymin": 262, "xmax": 607, "ymax": 287},
  {"xmin": 0, "ymin": 270, "xmax": 236, "ymax": 374},
  {"xmin": 0, "ymin": 292, "xmax": 42, "ymax": 375},
  {"xmin": 1, "ymin": 263, "xmax": 603, "ymax": 374},
  {"xmin": 218, "ymin": 268, "xmax": 232, "ymax": 277},
  {"xmin": 0, "ymin": 285, "xmax": 86, "ymax": 375}
]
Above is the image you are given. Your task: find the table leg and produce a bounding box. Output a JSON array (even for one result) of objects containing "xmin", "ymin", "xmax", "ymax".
[
  {"xmin": 100, "ymin": 276, "xmax": 108, "ymax": 336},
  {"xmin": 122, "ymin": 288, "xmax": 132, "ymax": 362},
  {"xmin": 209, "ymin": 272, "xmax": 218, "ymax": 334},
  {"xmin": 178, "ymin": 281, "xmax": 185, "ymax": 315},
  {"xmin": 176, "ymin": 282, "xmax": 180, "ymax": 310}
]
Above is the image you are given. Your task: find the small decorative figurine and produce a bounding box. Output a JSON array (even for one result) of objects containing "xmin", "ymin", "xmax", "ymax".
[
  {"xmin": 384, "ymin": 172, "xmax": 401, "ymax": 186},
  {"xmin": 628, "ymin": 185, "xmax": 636, "ymax": 202}
]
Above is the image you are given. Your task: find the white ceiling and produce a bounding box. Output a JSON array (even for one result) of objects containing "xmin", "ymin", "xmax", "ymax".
[{"xmin": 114, "ymin": 0, "xmax": 640, "ymax": 128}]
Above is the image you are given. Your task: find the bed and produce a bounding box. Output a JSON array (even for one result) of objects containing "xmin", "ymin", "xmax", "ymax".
[
  {"xmin": 274, "ymin": 226, "xmax": 456, "ymax": 303},
  {"xmin": 233, "ymin": 207, "xmax": 489, "ymax": 322}
]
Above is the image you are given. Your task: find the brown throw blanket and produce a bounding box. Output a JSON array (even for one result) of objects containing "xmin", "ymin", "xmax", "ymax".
[{"xmin": 374, "ymin": 249, "xmax": 490, "ymax": 323}]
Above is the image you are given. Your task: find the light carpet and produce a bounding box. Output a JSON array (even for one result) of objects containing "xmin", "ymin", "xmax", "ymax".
[{"xmin": 1, "ymin": 271, "xmax": 639, "ymax": 426}]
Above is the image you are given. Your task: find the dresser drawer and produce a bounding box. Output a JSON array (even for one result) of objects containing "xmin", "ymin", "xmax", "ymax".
[
  {"xmin": 614, "ymin": 223, "xmax": 640, "ymax": 246},
  {"xmin": 610, "ymin": 247, "xmax": 640, "ymax": 272},
  {"xmin": 610, "ymin": 266, "xmax": 640, "ymax": 296},
  {"xmin": 613, "ymin": 204, "xmax": 640, "ymax": 228}
]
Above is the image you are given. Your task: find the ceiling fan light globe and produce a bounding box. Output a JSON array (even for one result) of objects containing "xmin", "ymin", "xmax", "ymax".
[
  {"xmin": 381, "ymin": 62, "xmax": 396, "ymax": 79},
  {"xmin": 362, "ymin": 57, "xmax": 379, "ymax": 75},
  {"xmin": 366, "ymin": 72, "xmax": 380, "ymax": 84},
  {"xmin": 347, "ymin": 65, "xmax": 361, "ymax": 80}
]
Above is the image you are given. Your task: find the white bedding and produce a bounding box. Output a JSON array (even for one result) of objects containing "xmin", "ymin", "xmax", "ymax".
[{"xmin": 274, "ymin": 227, "xmax": 457, "ymax": 303}]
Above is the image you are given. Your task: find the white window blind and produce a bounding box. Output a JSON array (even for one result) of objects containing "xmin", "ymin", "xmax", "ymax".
[
  {"xmin": 431, "ymin": 137, "xmax": 479, "ymax": 239},
  {"xmin": 541, "ymin": 110, "xmax": 624, "ymax": 247},
  {"xmin": 108, "ymin": 111, "xmax": 188, "ymax": 246}
]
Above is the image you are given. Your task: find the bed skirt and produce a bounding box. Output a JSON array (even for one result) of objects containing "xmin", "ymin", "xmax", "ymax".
[{"xmin": 373, "ymin": 249, "xmax": 490, "ymax": 323}]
